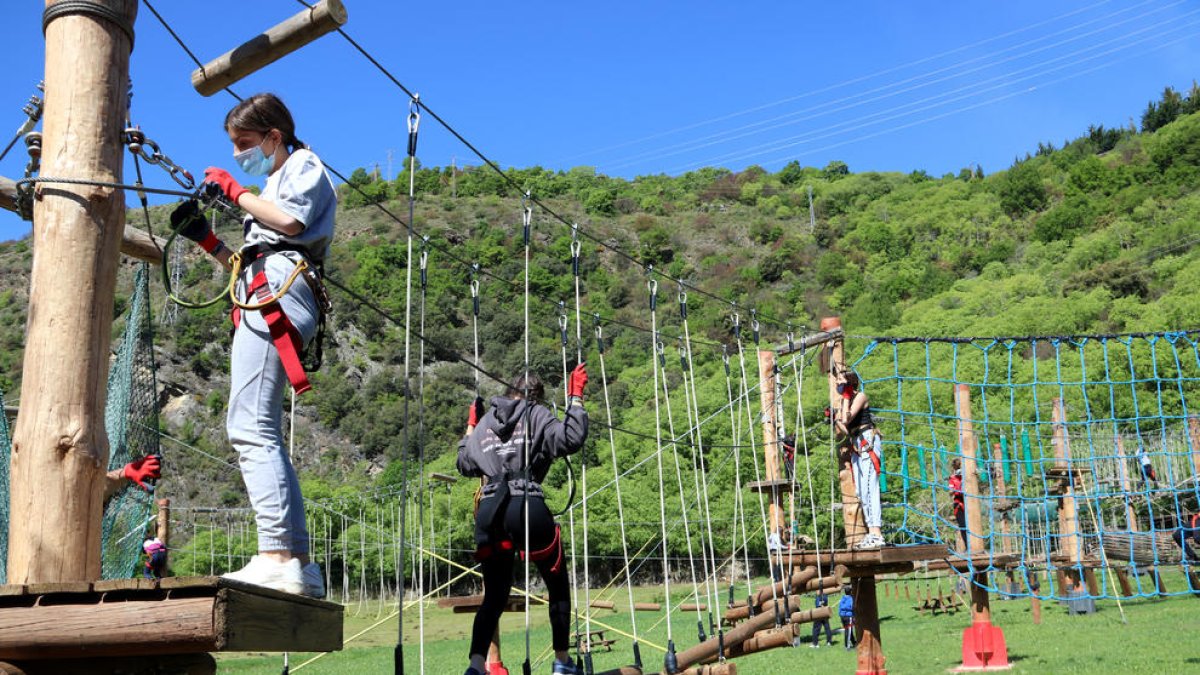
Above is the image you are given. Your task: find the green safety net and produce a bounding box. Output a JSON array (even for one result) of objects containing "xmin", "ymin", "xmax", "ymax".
[
  {"xmin": 847, "ymin": 331, "xmax": 1200, "ymax": 600},
  {"xmin": 0, "ymin": 263, "xmax": 161, "ymax": 583}
]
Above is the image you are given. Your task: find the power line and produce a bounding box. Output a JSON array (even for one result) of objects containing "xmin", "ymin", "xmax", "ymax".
[
  {"xmin": 679, "ymin": 14, "xmax": 1200, "ymax": 172},
  {"xmin": 557, "ymin": 0, "xmax": 1122, "ymax": 165},
  {"xmin": 607, "ymin": 0, "xmax": 1183, "ymax": 172}
]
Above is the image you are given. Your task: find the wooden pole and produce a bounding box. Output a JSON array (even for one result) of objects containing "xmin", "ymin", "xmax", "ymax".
[
  {"xmin": 156, "ymin": 498, "xmax": 171, "ymax": 573},
  {"xmin": 1051, "ymin": 398, "xmax": 1081, "ymax": 586},
  {"xmin": 758, "ymin": 349, "xmax": 784, "ymax": 536},
  {"xmin": 191, "ymin": 0, "xmax": 349, "ymax": 96},
  {"xmin": 7, "ymin": 0, "xmax": 137, "ymax": 585},
  {"xmin": 957, "ymin": 385, "xmax": 1009, "ymax": 667}
]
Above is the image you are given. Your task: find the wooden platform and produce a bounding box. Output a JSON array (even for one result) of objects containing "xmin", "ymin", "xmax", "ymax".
[
  {"xmin": 0, "ymin": 576, "xmax": 343, "ymax": 660},
  {"xmin": 746, "ymin": 479, "xmax": 794, "ymax": 494},
  {"xmin": 920, "ymin": 553, "xmax": 1021, "ymax": 573},
  {"xmin": 783, "ymin": 544, "xmax": 950, "ymax": 577}
]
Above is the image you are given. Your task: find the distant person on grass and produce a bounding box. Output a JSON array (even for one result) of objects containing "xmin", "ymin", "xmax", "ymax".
[
  {"xmin": 838, "ymin": 584, "xmax": 856, "ymax": 650},
  {"xmin": 810, "ymin": 590, "xmax": 834, "ymax": 648},
  {"xmin": 457, "ymin": 366, "xmax": 589, "ymax": 675}
]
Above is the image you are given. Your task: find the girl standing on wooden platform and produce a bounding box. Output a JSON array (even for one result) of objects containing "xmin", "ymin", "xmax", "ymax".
[
  {"xmin": 175, "ymin": 92, "xmax": 335, "ymax": 596},
  {"xmin": 836, "ymin": 371, "xmax": 885, "ymax": 549}
]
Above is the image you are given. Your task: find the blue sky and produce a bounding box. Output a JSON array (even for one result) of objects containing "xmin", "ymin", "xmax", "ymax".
[{"xmin": 0, "ymin": 0, "xmax": 1196, "ymax": 241}]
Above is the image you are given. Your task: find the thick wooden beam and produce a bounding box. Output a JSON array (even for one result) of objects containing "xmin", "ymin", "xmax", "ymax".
[
  {"xmin": 0, "ymin": 577, "xmax": 341, "ymax": 659},
  {"xmin": 775, "ymin": 327, "xmax": 843, "ymax": 357},
  {"xmin": 7, "ymin": 0, "xmax": 138, "ymax": 585},
  {"xmin": 191, "ymin": 0, "xmax": 348, "ymax": 96},
  {"xmin": 119, "ymin": 225, "xmax": 167, "ymax": 265},
  {"xmin": 672, "ymin": 603, "xmax": 778, "ymax": 673},
  {"xmin": 0, "ymin": 176, "xmax": 15, "ymax": 213}
]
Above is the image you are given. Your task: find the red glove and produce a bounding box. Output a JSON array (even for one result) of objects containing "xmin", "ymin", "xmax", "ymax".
[
  {"xmin": 467, "ymin": 396, "xmax": 484, "ymax": 428},
  {"xmin": 567, "ymin": 363, "xmax": 588, "ymax": 398},
  {"xmin": 204, "ymin": 167, "xmax": 248, "ymax": 204},
  {"xmin": 123, "ymin": 455, "xmax": 162, "ymax": 490}
]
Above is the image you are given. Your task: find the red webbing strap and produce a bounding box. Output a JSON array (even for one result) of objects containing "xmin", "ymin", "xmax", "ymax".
[{"xmin": 247, "ymin": 268, "xmax": 311, "ymax": 395}]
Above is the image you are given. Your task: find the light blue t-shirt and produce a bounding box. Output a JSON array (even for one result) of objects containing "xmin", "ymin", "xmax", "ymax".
[{"xmin": 242, "ymin": 148, "xmax": 337, "ymax": 263}]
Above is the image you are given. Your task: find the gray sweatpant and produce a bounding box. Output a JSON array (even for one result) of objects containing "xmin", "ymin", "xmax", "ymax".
[
  {"xmin": 851, "ymin": 428, "xmax": 882, "ymax": 528},
  {"xmin": 227, "ymin": 253, "xmax": 318, "ymax": 554}
]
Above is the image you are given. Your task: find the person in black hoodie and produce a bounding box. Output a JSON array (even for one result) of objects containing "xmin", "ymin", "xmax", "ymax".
[{"xmin": 457, "ymin": 364, "xmax": 588, "ymax": 675}]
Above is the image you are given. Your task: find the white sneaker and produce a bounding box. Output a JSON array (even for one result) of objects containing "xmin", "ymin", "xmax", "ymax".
[
  {"xmin": 853, "ymin": 535, "xmax": 883, "ymax": 550},
  {"xmin": 302, "ymin": 562, "xmax": 326, "ymax": 599},
  {"xmin": 222, "ymin": 555, "xmax": 304, "ymax": 594}
]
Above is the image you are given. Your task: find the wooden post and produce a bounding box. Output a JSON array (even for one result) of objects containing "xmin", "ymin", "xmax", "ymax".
[
  {"xmin": 853, "ymin": 577, "xmax": 885, "ymax": 674},
  {"xmin": 7, "ymin": 0, "xmax": 137, "ymax": 584},
  {"xmin": 956, "ymin": 385, "xmax": 1009, "ymax": 668},
  {"xmin": 1051, "ymin": 398, "xmax": 1081, "ymax": 586},
  {"xmin": 191, "ymin": 0, "xmax": 348, "ymax": 96},
  {"xmin": 957, "ymin": 386, "xmax": 987, "ymax": 558},
  {"xmin": 758, "ymin": 349, "xmax": 784, "ymax": 536},
  {"xmin": 1114, "ymin": 435, "xmax": 1151, "ymax": 597}
]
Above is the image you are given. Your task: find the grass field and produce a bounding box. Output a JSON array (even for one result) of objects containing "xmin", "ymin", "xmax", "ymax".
[{"xmin": 219, "ymin": 570, "xmax": 1200, "ymax": 674}]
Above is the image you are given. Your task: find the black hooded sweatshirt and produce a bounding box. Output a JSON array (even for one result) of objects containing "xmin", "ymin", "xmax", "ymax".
[{"xmin": 456, "ymin": 395, "xmax": 588, "ymax": 498}]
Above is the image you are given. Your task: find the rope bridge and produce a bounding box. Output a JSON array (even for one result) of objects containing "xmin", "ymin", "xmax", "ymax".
[{"xmin": 849, "ymin": 331, "xmax": 1200, "ymax": 599}]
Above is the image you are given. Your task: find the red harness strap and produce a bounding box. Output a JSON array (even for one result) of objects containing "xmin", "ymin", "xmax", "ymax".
[
  {"xmin": 232, "ymin": 267, "xmax": 311, "ymax": 395},
  {"xmin": 521, "ymin": 524, "xmax": 565, "ymax": 575}
]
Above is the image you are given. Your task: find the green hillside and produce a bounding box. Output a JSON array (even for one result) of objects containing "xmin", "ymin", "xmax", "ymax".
[{"xmin": 1, "ymin": 84, "xmax": 1199, "ymax": 567}]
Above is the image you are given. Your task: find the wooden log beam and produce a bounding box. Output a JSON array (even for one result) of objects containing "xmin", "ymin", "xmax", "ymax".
[
  {"xmin": 672, "ymin": 602, "xmax": 780, "ymax": 673},
  {"xmin": 7, "ymin": 0, "xmax": 138, "ymax": 585},
  {"xmin": 119, "ymin": 225, "xmax": 167, "ymax": 265},
  {"xmin": 192, "ymin": 0, "xmax": 348, "ymax": 96},
  {"xmin": 775, "ymin": 327, "xmax": 843, "ymax": 357},
  {"xmin": 678, "ymin": 664, "xmax": 736, "ymax": 675},
  {"xmin": 723, "ymin": 626, "xmax": 793, "ymax": 659},
  {"xmin": 0, "ymin": 176, "xmax": 16, "ymax": 213},
  {"xmin": 0, "ymin": 579, "xmax": 342, "ymax": 658}
]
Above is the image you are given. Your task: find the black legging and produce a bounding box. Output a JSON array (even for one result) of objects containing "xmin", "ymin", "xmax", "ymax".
[{"xmin": 470, "ymin": 495, "xmax": 572, "ymax": 658}]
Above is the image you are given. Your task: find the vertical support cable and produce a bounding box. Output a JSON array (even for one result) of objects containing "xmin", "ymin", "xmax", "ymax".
[{"xmin": 395, "ymin": 93, "xmax": 419, "ymax": 675}]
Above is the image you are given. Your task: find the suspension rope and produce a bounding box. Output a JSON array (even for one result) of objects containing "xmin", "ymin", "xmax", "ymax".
[
  {"xmin": 593, "ymin": 315, "xmax": 644, "ymax": 670},
  {"xmin": 646, "ymin": 274, "xmax": 678, "ymax": 674},
  {"xmin": 677, "ymin": 287, "xmax": 724, "ymax": 651},
  {"xmin": 656, "ymin": 336, "xmax": 706, "ymax": 644},
  {"xmin": 395, "ymin": 94, "xmax": 420, "ymax": 674}
]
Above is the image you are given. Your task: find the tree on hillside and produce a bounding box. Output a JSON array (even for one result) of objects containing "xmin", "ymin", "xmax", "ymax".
[
  {"xmin": 1142, "ymin": 86, "xmax": 1184, "ymax": 133},
  {"xmin": 822, "ymin": 160, "xmax": 850, "ymax": 179},
  {"xmin": 995, "ymin": 161, "xmax": 1047, "ymax": 217}
]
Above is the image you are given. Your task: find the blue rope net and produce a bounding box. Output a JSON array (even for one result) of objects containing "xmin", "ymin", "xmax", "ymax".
[
  {"xmin": 0, "ymin": 264, "xmax": 160, "ymax": 583},
  {"xmin": 846, "ymin": 331, "xmax": 1200, "ymax": 600}
]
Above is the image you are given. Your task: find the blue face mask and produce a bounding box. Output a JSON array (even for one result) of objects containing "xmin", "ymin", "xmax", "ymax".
[{"xmin": 234, "ymin": 138, "xmax": 275, "ymax": 176}]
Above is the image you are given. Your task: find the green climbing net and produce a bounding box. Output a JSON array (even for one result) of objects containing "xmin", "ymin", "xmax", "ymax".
[{"xmin": 0, "ymin": 263, "xmax": 161, "ymax": 583}]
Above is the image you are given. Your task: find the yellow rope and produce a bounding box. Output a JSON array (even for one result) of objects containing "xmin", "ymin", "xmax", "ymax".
[{"xmin": 226, "ymin": 250, "xmax": 309, "ymax": 310}]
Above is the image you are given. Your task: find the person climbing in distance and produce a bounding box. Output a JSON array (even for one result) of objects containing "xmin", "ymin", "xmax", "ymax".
[
  {"xmin": 457, "ymin": 364, "xmax": 589, "ymax": 675},
  {"xmin": 173, "ymin": 92, "xmax": 336, "ymax": 597},
  {"xmin": 1173, "ymin": 512, "xmax": 1200, "ymax": 564},
  {"xmin": 835, "ymin": 371, "xmax": 886, "ymax": 550},
  {"xmin": 143, "ymin": 537, "xmax": 168, "ymax": 580},
  {"xmin": 949, "ymin": 457, "xmax": 967, "ymax": 552}
]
